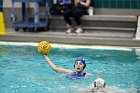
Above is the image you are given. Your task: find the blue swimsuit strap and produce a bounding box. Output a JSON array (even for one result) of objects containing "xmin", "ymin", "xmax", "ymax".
[{"xmin": 67, "ymin": 72, "xmax": 86, "ymax": 79}]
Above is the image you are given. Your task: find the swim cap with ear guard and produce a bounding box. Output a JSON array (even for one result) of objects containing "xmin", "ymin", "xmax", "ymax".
[{"xmin": 74, "ymin": 57, "xmax": 86, "ymax": 69}]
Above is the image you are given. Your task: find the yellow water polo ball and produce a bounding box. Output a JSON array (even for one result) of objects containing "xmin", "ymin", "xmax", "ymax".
[{"xmin": 38, "ymin": 41, "xmax": 51, "ymax": 55}]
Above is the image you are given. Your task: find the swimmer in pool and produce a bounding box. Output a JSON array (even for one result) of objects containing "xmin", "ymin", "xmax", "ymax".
[
  {"xmin": 44, "ymin": 55, "xmax": 92, "ymax": 79},
  {"xmin": 79, "ymin": 78, "xmax": 106, "ymax": 93}
]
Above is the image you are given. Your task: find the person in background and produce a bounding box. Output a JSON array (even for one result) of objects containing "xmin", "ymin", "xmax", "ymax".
[{"xmin": 63, "ymin": 0, "xmax": 91, "ymax": 34}]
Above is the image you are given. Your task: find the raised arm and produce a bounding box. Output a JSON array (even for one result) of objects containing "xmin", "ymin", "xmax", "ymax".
[{"xmin": 44, "ymin": 55, "xmax": 73, "ymax": 73}]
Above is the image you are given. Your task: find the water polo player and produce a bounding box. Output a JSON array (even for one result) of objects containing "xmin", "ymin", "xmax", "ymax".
[{"xmin": 44, "ymin": 55, "xmax": 92, "ymax": 79}]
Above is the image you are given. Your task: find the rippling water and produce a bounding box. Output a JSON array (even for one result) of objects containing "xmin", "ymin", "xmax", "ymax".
[{"xmin": 0, "ymin": 44, "xmax": 140, "ymax": 93}]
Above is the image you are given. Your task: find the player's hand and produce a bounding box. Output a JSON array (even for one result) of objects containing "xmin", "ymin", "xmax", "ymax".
[{"xmin": 74, "ymin": 0, "xmax": 80, "ymax": 6}]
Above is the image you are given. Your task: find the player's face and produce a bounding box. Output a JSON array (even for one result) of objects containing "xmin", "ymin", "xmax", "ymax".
[{"xmin": 75, "ymin": 61, "xmax": 84, "ymax": 72}]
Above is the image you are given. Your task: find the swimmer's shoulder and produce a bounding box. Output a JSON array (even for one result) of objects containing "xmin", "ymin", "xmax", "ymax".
[
  {"xmin": 67, "ymin": 72, "xmax": 93, "ymax": 76},
  {"xmin": 86, "ymin": 73, "xmax": 103, "ymax": 76},
  {"xmin": 85, "ymin": 73, "xmax": 93, "ymax": 76}
]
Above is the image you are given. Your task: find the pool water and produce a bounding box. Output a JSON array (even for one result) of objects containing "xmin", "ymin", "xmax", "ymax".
[{"xmin": 0, "ymin": 44, "xmax": 140, "ymax": 93}]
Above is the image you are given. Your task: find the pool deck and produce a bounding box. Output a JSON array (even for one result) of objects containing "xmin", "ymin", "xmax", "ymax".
[{"xmin": 0, "ymin": 28, "xmax": 140, "ymax": 47}]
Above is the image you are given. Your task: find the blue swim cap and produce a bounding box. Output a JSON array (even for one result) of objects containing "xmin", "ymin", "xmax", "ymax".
[{"xmin": 74, "ymin": 57, "xmax": 86, "ymax": 69}]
